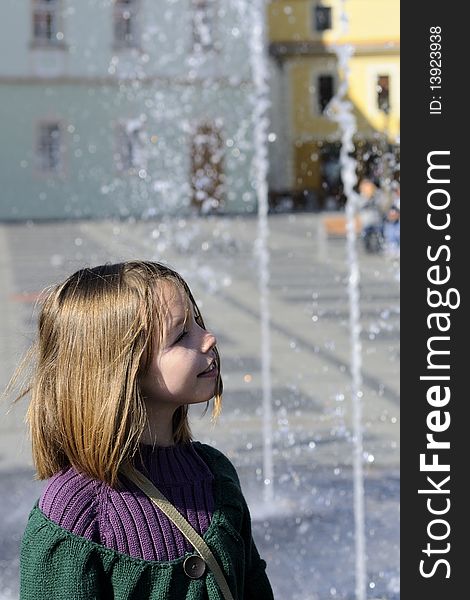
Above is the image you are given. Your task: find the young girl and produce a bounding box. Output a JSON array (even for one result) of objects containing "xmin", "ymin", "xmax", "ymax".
[{"xmin": 17, "ymin": 260, "xmax": 274, "ymax": 600}]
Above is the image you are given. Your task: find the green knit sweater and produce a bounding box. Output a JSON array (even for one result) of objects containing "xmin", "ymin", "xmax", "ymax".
[{"xmin": 20, "ymin": 443, "xmax": 274, "ymax": 600}]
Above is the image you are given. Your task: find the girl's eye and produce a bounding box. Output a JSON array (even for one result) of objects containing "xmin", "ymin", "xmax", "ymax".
[{"xmin": 174, "ymin": 329, "xmax": 188, "ymax": 344}]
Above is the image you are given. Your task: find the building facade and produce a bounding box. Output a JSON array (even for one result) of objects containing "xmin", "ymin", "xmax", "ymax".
[
  {"xmin": 0, "ymin": 0, "xmax": 258, "ymax": 220},
  {"xmin": 267, "ymin": 0, "xmax": 400, "ymax": 210}
]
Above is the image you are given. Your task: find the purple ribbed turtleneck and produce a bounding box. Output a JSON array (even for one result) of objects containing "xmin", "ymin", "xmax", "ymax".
[{"xmin": 39, "ymin": 443, "xmax": 215, "ymax": 561}]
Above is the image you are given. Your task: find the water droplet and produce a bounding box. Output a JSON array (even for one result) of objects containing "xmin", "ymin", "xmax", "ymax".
[{"xmin": 50, "ymin": 254, "xmax": 63, "ymax": 267}]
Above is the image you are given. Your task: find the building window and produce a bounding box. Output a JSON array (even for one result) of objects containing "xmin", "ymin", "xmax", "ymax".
[
  {"xmin": 113, "ymin": 0, "xmax": 140, "ymax": 48},
  {"xmin": 115, "ymin": 120, "xmax": 145, "ymax": 172},
  {"xmin": 192, "ymin": 0, "xmax": 215, "ymax": 52},
  {"xmin": 377, "ymin": 75, "xmax": 390, "ymax": 113},
  {"xmin": 37, "ymin": 122, "xmax": 62, "ymax": 172},
  {"xmin": 32, "ymin": 0, "xmax": 62, "ymax": 44},
  {"xmin": 313, "ymin": 5, "xmax": 332, "ymax": 32},
  {"xmin": 317, "ymin": 74, "xmax": 334, "ymax": 113},
  {"xmin": 191, "ymin": 123, "xmax": 224, "ymax": 212}
]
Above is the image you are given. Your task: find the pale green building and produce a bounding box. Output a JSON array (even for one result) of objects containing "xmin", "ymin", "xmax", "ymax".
[{"xmin": 0, "ymin": 0, "xmax": 258, "ymax": 220}]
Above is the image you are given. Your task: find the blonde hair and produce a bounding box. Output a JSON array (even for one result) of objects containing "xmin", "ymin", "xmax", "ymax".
[{"xmin": 13, "ymin": 261, "xmax": 223, "ymax": 487}]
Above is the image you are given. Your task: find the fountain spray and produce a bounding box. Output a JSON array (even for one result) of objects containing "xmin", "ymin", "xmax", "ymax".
[
  {"xmin": 326, "ymin": 2, "xmax": 367, "ymax": 599},
  {"xmin": 241, "ymin": 0, "xmax": 274, "ymax": 504}
]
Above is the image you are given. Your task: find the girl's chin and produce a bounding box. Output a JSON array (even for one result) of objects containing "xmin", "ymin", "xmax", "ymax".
[{"xmin": 188, "ymin": 393, "xmax": 215, "ymax": 405}]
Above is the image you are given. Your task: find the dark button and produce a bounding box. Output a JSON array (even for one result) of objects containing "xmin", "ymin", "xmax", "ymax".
[{"xmin": 183, "ymin": 555, "xmax": 206, "ymax": 579}]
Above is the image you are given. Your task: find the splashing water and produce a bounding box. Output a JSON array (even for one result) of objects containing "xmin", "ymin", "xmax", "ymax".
[
  {"xmin": 244, "ymin": 0, "xmax": 274, "ymax": 504},
  {"xmin": 326, "ymin": 2, "xmax": 367, "ymax": 599}
]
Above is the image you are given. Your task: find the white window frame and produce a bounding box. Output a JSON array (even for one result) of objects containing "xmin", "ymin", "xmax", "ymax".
[
  {"xmin": 35, "ymin": 120, "xmax": 64, "ymax": 175},
  {"xmin": 312, "ymin": 3, "xmax": 333, "ymax": 33},
  {"xmin": 316, "ymin": 73, "xmax": 335, "ymax": 114},
  {"xmin": 32, "ymin": 0, "xmax": 63, "ymax": 45},
  {"xmin": 376, "ymin": 74, "xmax": 391, "ymax": 114},
  {"xmin": 366, "ymin": 64, "xmax": 400, "ymax": 118},
  {"xmin": 191, "ymin": 0, "xmax": 217, "ymax": 53},
  {"xmin": 113, "ymin": 0, "xmax": 141, "ymax": 49},
  {"xmin": 114, "ymin": 118, "xmax": 146, "ymax": 173},
  {"xmin": 190, "ymin": 120, "xmax": 225, "ymax": 212},
  {"xmin": 310, "ymin": 66, "xmax": 337, "ymax": 116}
]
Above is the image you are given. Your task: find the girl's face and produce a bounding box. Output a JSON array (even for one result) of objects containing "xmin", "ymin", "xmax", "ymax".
[{"xmin": 139, "ymin": 282, "xmax": 218, "ymax": 408}]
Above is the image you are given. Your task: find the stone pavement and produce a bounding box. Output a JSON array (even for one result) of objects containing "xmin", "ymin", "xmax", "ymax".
[{"xmin": 0, "ymin": 214, "xmax": 399, "ymax": 599}]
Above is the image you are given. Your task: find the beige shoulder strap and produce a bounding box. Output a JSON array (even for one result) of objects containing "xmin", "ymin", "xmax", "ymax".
[{"xmin": 120, "ymin": 463, "xmax": 234, "ymax": 600}]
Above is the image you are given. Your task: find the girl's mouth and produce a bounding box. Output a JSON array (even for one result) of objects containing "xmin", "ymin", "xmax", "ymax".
[{"xmin": 197, "ymin": 360, "xmax": 218, "ymax": 378}]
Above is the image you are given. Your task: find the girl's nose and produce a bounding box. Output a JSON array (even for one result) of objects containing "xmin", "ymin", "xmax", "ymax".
[{"xmin": 202, "ymin": 330, "xmax": 217, "ymax": 353}]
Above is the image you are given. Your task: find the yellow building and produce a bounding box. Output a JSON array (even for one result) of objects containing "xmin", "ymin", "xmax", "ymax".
[{"xmin": 267, "ymin": 0, "xmax": 400, "ymax": 209}]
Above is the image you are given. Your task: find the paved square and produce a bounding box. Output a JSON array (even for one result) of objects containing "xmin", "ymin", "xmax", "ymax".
[{"xmin": 0, "ymin": 214, "xmax": 399, "ymax": 599}]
